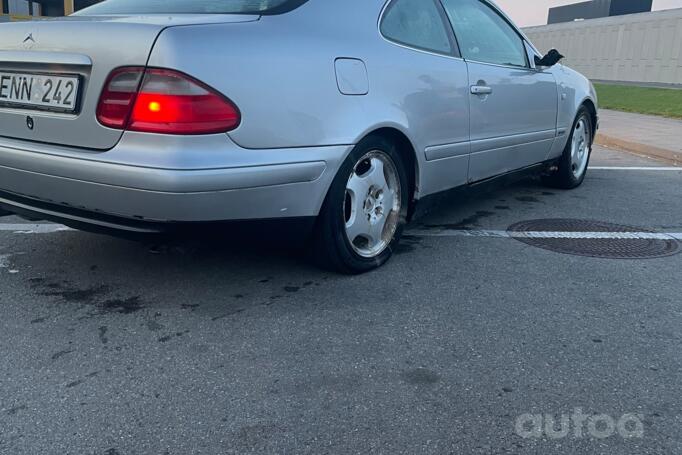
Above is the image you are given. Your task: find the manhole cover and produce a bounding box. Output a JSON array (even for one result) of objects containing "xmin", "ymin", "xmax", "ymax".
[{"xmin": 507, "ymin": 219, "xmax": 680, "ymax": 259}]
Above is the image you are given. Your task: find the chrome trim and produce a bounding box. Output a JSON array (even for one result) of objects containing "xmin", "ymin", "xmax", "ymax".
[
  {"xmin": 0, "ymin": 50, "xmax": 92, "ymax": 66},
  {"xmin": 525, "ymin": 40, "xmax": 538, "ymax": 70},
  {"xmin": 464, "ymin": 58, "xmax": 534, "ymax": 72}
]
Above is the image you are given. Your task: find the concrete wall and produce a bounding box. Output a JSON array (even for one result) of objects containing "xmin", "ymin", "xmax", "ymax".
[{"xmin": 524, "ymin": 8, "xmax": 682, "ymax": 85}]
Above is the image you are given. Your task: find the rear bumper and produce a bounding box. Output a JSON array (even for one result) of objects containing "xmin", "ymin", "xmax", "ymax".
[
  {"xmin": 0, "ymin": 190, "xmax": 318, "ymax": 239},
  {"xmin": 0, "ymin": 133, "xmax": 352, "ymax": 229}
]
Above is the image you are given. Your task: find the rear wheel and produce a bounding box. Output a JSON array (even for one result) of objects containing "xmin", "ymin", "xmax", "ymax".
[
  {"xmin": 543, "ymin": 106, "xmax": 593, "ymax": 189},
  {"xmin": 312, "ymin": 136, "xmax": 409, "ymax": 274}
]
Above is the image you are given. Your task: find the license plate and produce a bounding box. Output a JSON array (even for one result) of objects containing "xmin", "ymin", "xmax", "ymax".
[{"xmin": 0, "ymin": 72, "xmax": 80, "ymax": 113}]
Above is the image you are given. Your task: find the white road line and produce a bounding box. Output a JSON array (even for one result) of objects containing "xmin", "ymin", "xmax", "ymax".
[
  {"xmin": 409, "ymin": 229, "xmax": 682, "ymax": 241},
  {"xmin": 0, "ymin": 223, "xmax": 72, "ymax": 234},
  {"xmin": 590, "ymin": 166, "xmax": 682, "ymax": 171},
  {"xmin": 409, "ymin": 229, "xmax": 511, "ymax": 238},
  {"xmin": 2, "ymin": 223, "xmax": 681, "ymax": 241}
]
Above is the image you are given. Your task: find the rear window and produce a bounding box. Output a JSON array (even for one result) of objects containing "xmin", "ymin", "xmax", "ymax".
[{"xmin": 75, "ymin": 0, "xmax": 310, "ymax": 15}]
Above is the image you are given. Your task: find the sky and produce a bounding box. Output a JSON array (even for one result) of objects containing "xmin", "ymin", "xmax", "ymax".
[{"xmin": 495, "ymin": 0, "xmax": 682, "ymax": 27}]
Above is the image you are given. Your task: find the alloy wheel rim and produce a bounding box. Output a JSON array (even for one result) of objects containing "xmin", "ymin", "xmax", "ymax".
[
  {"xmin": 571, "ymin": 116, "xmax": 591, "ymax": 179},
  {"xmin": 344, "ymin": 150, "xmax": 402, "ymax": 258}
]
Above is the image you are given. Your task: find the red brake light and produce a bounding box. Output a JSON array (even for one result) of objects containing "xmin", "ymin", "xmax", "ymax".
[{"xmin": 97, "ymin": 67, "xmax": 240, "ymax": 135}]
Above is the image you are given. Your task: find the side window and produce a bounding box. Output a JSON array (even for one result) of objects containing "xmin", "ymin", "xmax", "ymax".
[
  {"xmin": 380, "ymin": 0, "xmax": 453, "ymax": 55},
  {"xmin": 440, "ymin": 0, "xmax": 527, "ymax": 67}
]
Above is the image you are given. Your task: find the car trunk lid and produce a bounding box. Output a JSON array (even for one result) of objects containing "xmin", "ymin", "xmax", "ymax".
[{"xmin": 0, "ymin": 15, "xmax": 258, "ymax": 150}]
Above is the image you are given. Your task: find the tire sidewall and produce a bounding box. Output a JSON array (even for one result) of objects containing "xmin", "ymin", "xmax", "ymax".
[
  {"xmin": 564, "ymin": 107, "xmax": 593, "ymax": 187},
  {"xmin": 324, "ymin": 136, "xmax": 409, "ymax": 273}
]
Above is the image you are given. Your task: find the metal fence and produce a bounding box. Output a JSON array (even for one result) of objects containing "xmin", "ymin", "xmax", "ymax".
[{"xmin": 524, "ymin": 8, "xmax": 682, "ymax": 86}]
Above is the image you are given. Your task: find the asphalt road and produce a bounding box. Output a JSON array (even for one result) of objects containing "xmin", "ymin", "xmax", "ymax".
[{"xmin": 1, "ymin": 146, "xmax": 681, "ymax": 455}]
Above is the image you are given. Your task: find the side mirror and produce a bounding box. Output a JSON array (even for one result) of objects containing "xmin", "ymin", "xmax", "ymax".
[{"xmin": 535, "ymin": 49, "xmax": 565, "ymax": 67}]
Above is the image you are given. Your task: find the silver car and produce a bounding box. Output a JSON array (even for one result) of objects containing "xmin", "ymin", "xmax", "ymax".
[{"xmin": 0, "ymin": 0, "xmax": 597, "ymax": 273}]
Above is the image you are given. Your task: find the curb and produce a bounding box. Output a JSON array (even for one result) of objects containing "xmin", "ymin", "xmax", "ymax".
[{"xmin": 595, "ymin": 133, "xmax": 682, "ymax": 166}]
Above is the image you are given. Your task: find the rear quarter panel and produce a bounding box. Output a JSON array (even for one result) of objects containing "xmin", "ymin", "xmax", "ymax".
[
  {"xmin": 147, "ymin": 0, "xmax": 471, "ymax": 197},
  {"xmin": 148, "ymin": 0, "xmax": 383, "ymax": 150}
]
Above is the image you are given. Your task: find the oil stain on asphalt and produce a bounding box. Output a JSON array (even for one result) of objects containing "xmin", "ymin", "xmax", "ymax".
[
  {"xmin": 425, "ymin": 210, "xmax": 496, "ymax": 230},
  {"xmin": 28, "ymin": 279, "xmax": 145, "ymax": 316}
]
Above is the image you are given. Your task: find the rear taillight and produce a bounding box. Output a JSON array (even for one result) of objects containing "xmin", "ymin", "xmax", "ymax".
[
  {"xmin": 96, "ymin": 67, "xmax": 144, "ymax": 130},
  {"xmin": 96, "ymin": 67, "xmax": 240, "ymax": 135}
]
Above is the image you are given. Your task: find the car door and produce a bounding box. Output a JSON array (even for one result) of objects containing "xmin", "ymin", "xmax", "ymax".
[
  {"xmin": 440, "ymin": 0, "xmax": 559, "ymax": 182},
  {"xmin": 379, "ymin": 0, "xmax": 472, "ymax": 194}
]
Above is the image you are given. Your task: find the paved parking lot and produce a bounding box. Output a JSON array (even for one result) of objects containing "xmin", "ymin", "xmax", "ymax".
[{"xmin": 1, "ymin": 146, "xmax": 681, "ymax": 455}]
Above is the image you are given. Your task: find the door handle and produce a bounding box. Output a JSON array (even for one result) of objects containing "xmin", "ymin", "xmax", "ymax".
[{"xmin": 471, "ymin": 85, "xmax": 493, "ymax": 95}]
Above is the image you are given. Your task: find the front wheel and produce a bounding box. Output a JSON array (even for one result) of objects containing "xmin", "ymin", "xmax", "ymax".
[
  {"xmin": 312, "ymin": 136, "xmax": 409, "ymax": 274},
  {"xmin": 543, "ymin": 106, "xmax": 593, "ymax": 189}
]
